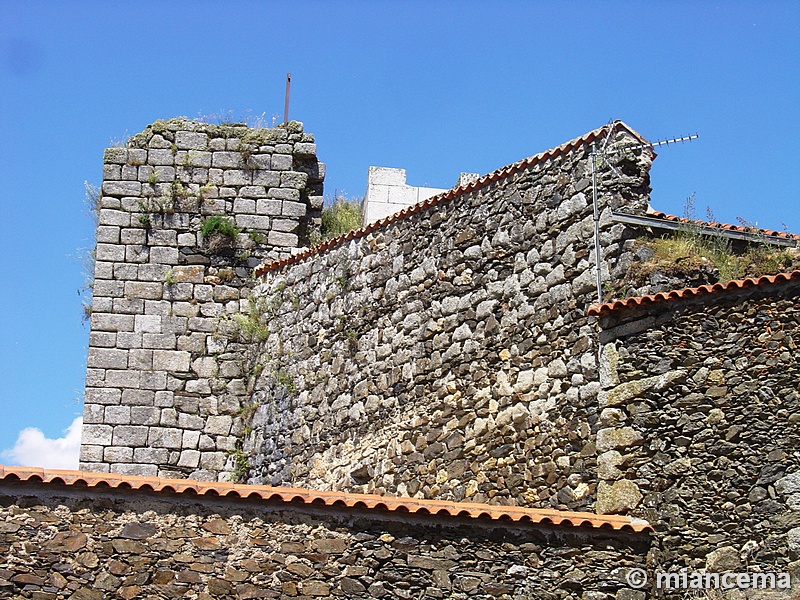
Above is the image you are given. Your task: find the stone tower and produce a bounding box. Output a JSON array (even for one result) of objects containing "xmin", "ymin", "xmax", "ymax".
[{"xmin": 80, "ymin": 118, "xmax": 324, "ymax": 480}]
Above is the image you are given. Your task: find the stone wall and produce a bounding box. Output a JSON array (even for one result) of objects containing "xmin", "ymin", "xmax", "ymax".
[
  {"xmin": 80, "ymin": 118, "xmax": 324, "ymax": 479},
  {"xmin": 594, "ymin": 278, "xmax": 800, "ymax": 578},
  {"xmin": 70, "ymin": 117, "xmax": 800, "ymax": 592},
  {"xmin": 0, "ymin": 476, "xmax": 651, "ymax": 600},
  {"xmin": 241, "ymin": 125, "xmax": 653, "ymax": 508}
]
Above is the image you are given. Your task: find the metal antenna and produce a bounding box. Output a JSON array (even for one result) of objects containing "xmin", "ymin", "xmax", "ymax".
[
  {"xmin": 604, "ymin": 133, "xmax": 700, "ymax": 156},
  {"xmin": 652, "ymin": 133, "xmax": 699, "ymax": 147},
  {"xmin": 590, "ymin": 126, "xmax": 699, "ymax": 303}
]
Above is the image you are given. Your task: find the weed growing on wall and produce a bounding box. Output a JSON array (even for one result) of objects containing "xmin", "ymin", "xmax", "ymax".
[
  {"xmin": 135, "ymin": 180, "xmax": 216, "ymax": 231},
  {"xmin": 248, "ymin": 231, "xmax": 266, "ymax": 244},
  {"xmin": 237, "ymin": 140, "xmax": 257, "ymax": 170},
  {"xmin": 136, "ymin": 192, "xmax": 178, "ymax": 228},
  {"xmin": 222, "ymin": 282, "xmax": 288, "ymax": 394},
  {"xmin": 109, "ymin": 131, "xmax": 131, "ymax": 148},
  {"xmin": 77, "ymin": 182, "xmax": 100, "ymax": 322},
  {"xmin": 219, "ymin": 280, "xmax": 301, "ymax": 478},
  {"xmin": 233, "ymin": 297, "xmax": 270, "ymax": 343},
  {"xmin": 201, "ymin": 215, "xmax": 240, "ymax": 239},
  {"xmin": 197, "ymin": 108, "xmax": 277, "ymax": 129},
  {"xmin": 201, "ymin": 216, "xmax": 241, "ymax": 252},
  {"xmin": 197, "ymin": 183, "xmax": 216, "ymax": 202},
  {"xmin": 228, "ymin": 448, "xmax": 251, "ymax": 483},
  {"xmin": 275, "ymin": 369, "xmax": 297, "ymax": 394}
]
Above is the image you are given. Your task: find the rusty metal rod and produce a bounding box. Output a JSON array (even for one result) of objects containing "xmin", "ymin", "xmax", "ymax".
[{"xmin": 284, "ymin": 73, "xmax": 291, "ymax": 124}]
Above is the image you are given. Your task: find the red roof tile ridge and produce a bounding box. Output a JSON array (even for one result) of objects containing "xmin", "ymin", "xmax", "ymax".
[
  {"xmin": 645, "ymin": 211, "xmax": 800, "ymax": 240},
  {"xmin": 254, "ymin": 121, "xmax": 649, "ymax": 278},
  {"xmin": 588, "ymin": 270, "xmax": 800, "ymax": 315},
  {"xmin": 0, "ymin": 465, "xmax": 651, "ymax": 533}
]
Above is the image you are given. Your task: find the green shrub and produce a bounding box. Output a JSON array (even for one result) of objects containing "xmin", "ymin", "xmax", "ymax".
[
  {"xmin": 201, "ymin": 215, "xmax": 240, "ymax": 238},
  {"xmin": 320, "ymin": 196, "xmax": 363, "ymax": 241}
]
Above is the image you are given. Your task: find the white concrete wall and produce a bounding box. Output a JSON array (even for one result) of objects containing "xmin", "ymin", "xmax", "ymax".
[{"xmin": 362, "ymin": 167, "xmax": 447, "ymax": 226}]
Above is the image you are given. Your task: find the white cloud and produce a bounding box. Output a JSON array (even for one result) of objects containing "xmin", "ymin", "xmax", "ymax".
[{"xmin": 1, "ymin": 417, "xmax": 82, "ymax": 470}]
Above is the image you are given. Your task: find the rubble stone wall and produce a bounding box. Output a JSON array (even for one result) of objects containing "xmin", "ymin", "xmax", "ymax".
[
  {"xmin": 243, "ymin": 131, "xmax": 653, "ymax": 508},
  {"xmin": 80, "ymin": 119, "xmax": 324, "ymax": 480},
  {"xmin": 0, "ymin": 480, "xmax": 650, "ymax": 600}
]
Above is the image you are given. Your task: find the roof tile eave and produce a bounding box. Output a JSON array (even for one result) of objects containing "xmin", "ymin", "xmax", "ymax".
[
  {"xmin": 588, "ymin": 270, "xmax": 800, "ymax": 316},
  {"xmin": 0, "ymin": 465, "xmax": 651, "ymax": 533}
]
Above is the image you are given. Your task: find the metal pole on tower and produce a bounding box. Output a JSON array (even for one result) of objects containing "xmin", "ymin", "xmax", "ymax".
[
  {"xmin": 284, "ymin": 73, "xmax": 291, "ymax": 125},
  {"xmin": 591, "ymin": 143, "xmax": 603, "ymax": 304}
]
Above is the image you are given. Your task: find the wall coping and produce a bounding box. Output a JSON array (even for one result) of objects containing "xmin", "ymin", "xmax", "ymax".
[
  {"xmin": 588, "ymin": 270, "xmax": 800, "ymax": 316},
  {"xmin": 0, "ymin": 465, "xmax": 651, "ymax": 533},
  {"xmin": 254, "ymin": 119, "xmax": 652, "ymax": 277}
]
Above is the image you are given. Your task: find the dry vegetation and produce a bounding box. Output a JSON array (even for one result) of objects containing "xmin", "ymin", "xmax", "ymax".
[
  {"xmin": 628, "ymin": 232, "xmax": 800, "ymax": 285},
  {"xmin": 320, "ymin": 195, "xmax": 363, "ymax": 241},
  {"xmin": 613, "ymin": 194, "xmax": 800, "ymax": 298}
]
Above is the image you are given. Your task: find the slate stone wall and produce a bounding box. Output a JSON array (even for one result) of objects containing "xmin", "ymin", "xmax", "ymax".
[
  {"xmin": 241, "ymin": 130, "xmax": 653, "ymax": 507},
  {"xmin": 595, "ymin": 281, "xmax": 800, "ymax": 579},
  {"xmin": 0, "ymin": 481, "xmax": 650, "ymax": 600},
  {"xmin": 80, "ymin": 119, "xmax": 324, "ymax": 479}
]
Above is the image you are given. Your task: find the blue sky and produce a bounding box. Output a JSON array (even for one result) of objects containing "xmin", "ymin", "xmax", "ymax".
[{"xmin": 1, "ymin": 1, "xmax": 798, "ymax": 466}]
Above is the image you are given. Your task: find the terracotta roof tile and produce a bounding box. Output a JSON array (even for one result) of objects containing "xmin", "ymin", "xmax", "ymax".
[
  {"xmin": 589, "ymin": 270, "xmax": 800, "ymax": 316},
  {"xmin": 647, "ymin": 211, "xmax": 800, "ymax": 241},
  {"xmin": 255, "ymin": 120, "xmax": 651, "ymax": 277},
  {"xmin": 0, "ymin": 465, "xmax": 651, "ymax": 533}
]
